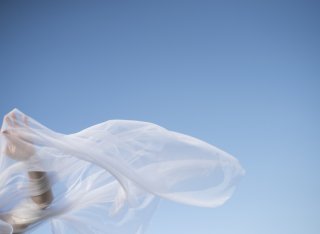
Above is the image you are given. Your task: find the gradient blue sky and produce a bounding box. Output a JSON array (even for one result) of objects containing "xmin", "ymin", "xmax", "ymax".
[{"xmin": 1, "ymin": 1, "xmax": 319, "ymax": 233}]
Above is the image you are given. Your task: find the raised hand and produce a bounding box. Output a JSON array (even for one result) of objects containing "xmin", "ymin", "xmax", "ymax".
[{"xmin": 2, "ymin": 112, "xmax": 35, "ymax": 161}]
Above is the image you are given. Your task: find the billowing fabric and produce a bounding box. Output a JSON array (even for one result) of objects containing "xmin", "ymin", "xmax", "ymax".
[{"xmin": 0, "ymin": 109, "xmax": 245, "ymax": 233}]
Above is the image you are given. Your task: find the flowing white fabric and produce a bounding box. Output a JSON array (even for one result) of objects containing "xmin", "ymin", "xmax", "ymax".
[{"xmin": 0, "ymin": 109, "xmax": 245, "ymax": 234}]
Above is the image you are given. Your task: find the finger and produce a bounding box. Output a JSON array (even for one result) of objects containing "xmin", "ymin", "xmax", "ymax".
[
  {"xmin": 5, "ymin": 116, "xmax": 13, "ymax": 127},
  {"xmin": 23, "ymin": 116, "xmax": 29, "ymax": 127},
  {"xmin": 11, "ymin": 112, "xmax": 19, "ymax": 127}
]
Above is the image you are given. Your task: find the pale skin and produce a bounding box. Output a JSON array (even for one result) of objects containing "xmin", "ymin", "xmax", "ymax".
[{"xmin": 2, "ymin": 112, "xmax": 53, "ymax": 233}]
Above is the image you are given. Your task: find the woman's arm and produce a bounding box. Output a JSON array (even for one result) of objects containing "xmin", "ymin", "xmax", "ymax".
[{"xmin": 2, "ymin": 112, "xmax": 53, "ymax": 232}]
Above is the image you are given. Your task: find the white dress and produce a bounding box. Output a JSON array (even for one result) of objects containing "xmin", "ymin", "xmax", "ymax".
[{"xmin": 0, "ymin": 109, "xmax": 244, "ymax": 234}]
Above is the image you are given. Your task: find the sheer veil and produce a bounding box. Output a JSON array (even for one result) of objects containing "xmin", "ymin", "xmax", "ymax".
[{"xmin": 0, "ymin": 109, "xmax": 245, "ymax": 233}]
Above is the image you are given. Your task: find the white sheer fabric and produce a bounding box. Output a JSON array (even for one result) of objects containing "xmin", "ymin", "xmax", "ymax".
[{"xmin": 0, "ymin": 109, "xmax": 244, "ymax": 233}]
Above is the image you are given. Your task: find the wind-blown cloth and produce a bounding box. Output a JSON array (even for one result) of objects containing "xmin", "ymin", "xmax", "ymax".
[{"xmin": 0, "ymin": 109, "xmax": 245, "ymax": 233}]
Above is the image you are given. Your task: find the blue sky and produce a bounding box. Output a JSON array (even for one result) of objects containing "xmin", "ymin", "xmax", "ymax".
[{"xmin": 0, "ymin": 0, "xmax": 319, "ymax": 233}]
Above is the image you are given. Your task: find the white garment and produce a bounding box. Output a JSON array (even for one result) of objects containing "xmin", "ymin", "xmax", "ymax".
[{"xmin": 0, "ymin": 109, "xmax": 244, "ymax": 234}]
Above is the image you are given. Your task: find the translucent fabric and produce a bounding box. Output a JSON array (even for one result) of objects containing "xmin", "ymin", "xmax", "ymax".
[{"xmin": 0, "ymin": 109, "xmax": 245, "ymax": 234}]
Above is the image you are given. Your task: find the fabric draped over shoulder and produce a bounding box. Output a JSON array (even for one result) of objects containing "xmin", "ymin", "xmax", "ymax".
[{"xmin": 0, "ymin": 109, "xmax": 245, "ymax": 234}]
